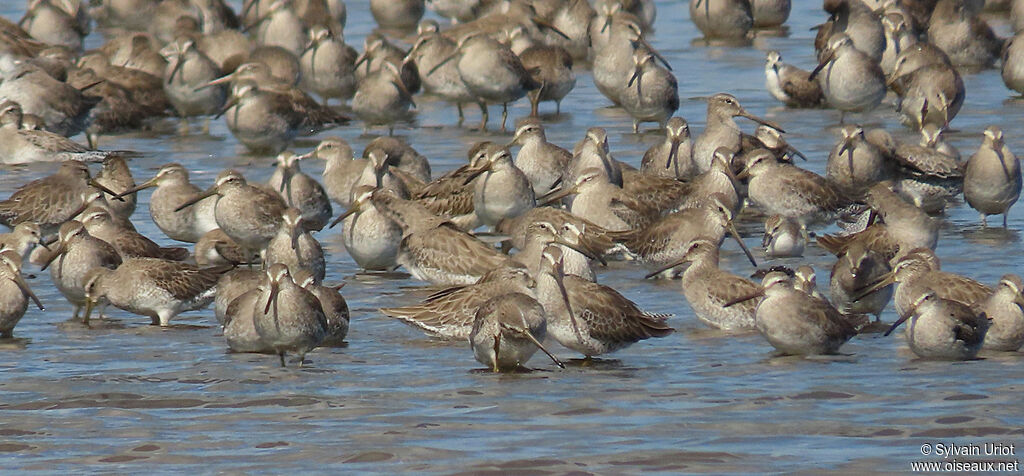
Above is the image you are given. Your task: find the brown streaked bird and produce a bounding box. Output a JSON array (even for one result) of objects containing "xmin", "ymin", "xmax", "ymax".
[
  {"xmin": 0, "ymin": 250, "xmax": 44, "ymax": 338},
  {"xmin": 363, "ymin": 136, "xmax": 431, "ymax": 183},
  {"xmin": 495, "ymin": 206, "xmax": 627, "ymax": 259},
  {"xmin": 674, "ymin": 148, "xmax": 741, "ymax": 213},
  {"xmin": 0, "ymin": 60, "xmax": 96, "ymax": 138},
  {"xmin": 0, "ymin": 101, "xmax": 125, "ymax": 165},
  {"xmin": 219, "ymin": 80, "xmax": 303, "ymax": 154},
  {"xmin": 693, "ymin": 93, "xmax": 783, "ymax": 173},
  {"xmin": 567, "ymin": 126, "xmax": 623, "ymax": 187},
  {"xmin": 0, "ymin": 223, "xmax": 45, "ymax": 262},
  {"xmin": 620, "ymin": 47, "xmax": 679, "ymax": 133},
  {"xmin": 470, "ymin": 292, "xmax": 565, "ymax": 372},
  {"xmin": 352, "ymin": 60, "xmax": 416, "ymax": 135},
  {"xmin": 739, "ymin": 149, "xmax": 854, "ymax": 227},
  {"xmin": 636, "ymin": 193, "xmax": 758, "ymax": 275},
  {"xmin": 311, "ymin": 137, "xmax": 365, "ymax": 208},
  {"xmin": 93, "ymin": 155, "xmax": 137, "ymax": 222},
  {"xmin": 974, "ymin": 274, "xmax": 1024, "ymax": 352},
  {"xmin": 215, "ymin": 268, "xmax": 263, "ymax": 326},
  {"xmin": 381, "ymin": 266, "xmax": 536, "ymax": 340},
  {"xmin": 510, "ymin": 221, "xmax": 602, "ymax": 283},
  {"xmin": 298, "ymin": 25, "xmax": 357, "ymax": 106},
  {"xmin": 963, "ymin": 126, "xmax": 1021, "ymax": 227},
  {"xmin": 81, "ymin": 258, "xmax": 227, "ymax": 327},
  {"xmin": 293, "ymin": 269, "xmax": 349, "ymax": 346},
  {"xmin": 267, "ymin": 151, "xmax": 333, "ymax": 231},
  {"xmin": 541, "ymin": 168, "xmax": 657, "ymax": 232},
  {"xmin": 265, "ymin": 208, "xmax": 325, "ymax": 284},
  {"xmin": 727, "ymin": 269, "xmax": 858, "ymax": 356},
  {"xmin": 0, "ymin": 161, "xmax": 123, "ymax": 237},
  {"xmin": 470, "ymin": 143, "xmax": 536, "ymax": 228},
  {"xmin": 829, "ymin": 241, "xmax": 893, "ymax": 324},
  {"xmin": 856, "ymin": 248, "xmax": 992, "ymax": 318},
  {"xmin": 196, "ymin": 229, "xmax": 259, "ymax": 268},
  {"xmin": 372, "ymin": 189, "xmax": 512, "ymax": 286},
  {"xmin": 818, "ymin": 184, "xmax": 939, "ymax": 265},
  {"xmin": 519, "ymin": 43, "xmax": 576, "ymax": 116},
  {"xmin": 80, "ymin": 207, "xmax": 189, "ymax": 261},
  {"xmin": 160, "ymin": 37, "xmax": 225, "ymax": 128},
  {"xmin": 175, "ymin": 169, "xmax": 287, "ymax": 260},
  {"xmin": 657, "ymin": 239, "xmax": 760, "ymax": 331},
  {"xmin": 41, "ymin": 221, "xmax": 122, "ymax": 321},
  {"xmin": 641, "ymin": 117, "xmax": 695, "ymax": 179},
  {"xmin": 535, "ymin": 245, "xmax": 673, "ymax": 358},
  {"xmin": 884, "ymin": 291, "xmax": 989, "ymax": 361},
  {"xmin": 117, "ymin": 163, "xmax": 219, "ymax": 244},
  {"xmin": 252, "ymin": 263, "xmax": 328, "ymax": 367},
  {"xmin": 762, "ymin": 215, "xmax": 806, "ymax": 258},
  {"xmin": 509, "ymin": 118, "xmax": 571, "ymax": 196}
]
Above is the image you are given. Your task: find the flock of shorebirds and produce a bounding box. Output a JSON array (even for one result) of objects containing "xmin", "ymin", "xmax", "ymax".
[{"xmin": 0, "ymin": 0, "xmax": 1022, "ymax": 370}]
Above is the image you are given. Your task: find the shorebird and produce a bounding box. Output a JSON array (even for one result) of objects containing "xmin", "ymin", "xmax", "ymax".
[
  {"xmin": 42, "ymin": 221, "xmax": 122, "ymax": 321},
  {"xmin": 856, "ymin": 248, "xmax": 992, "ymax": 318},
  {"xmin": 267, "ymin": 151, "xmax": 333, "ymax": 231},
  {"xmin": 363, "ymin": 136, "xmax": 432, "ymax": 183},
  {"xmin": 762, "ymin": 215, "xmax": 806, "ymax": 258},
  {"xmin": 372, "ymin": 189, "xmax": 511, "ymax": 285},
  {"xmin": 175, "ymin": 169, "xmax": 286, "ymax": 260},
  {"xmin": 370, "ymin": 0, "xmax": 424, "ymax": 29},
  {"xmin": 196, "ymin": 229, "xmax": 259, "ymax": 268},
  {"xmin": 470, "ymin": 292, "xmax": 565, "ymax": 372},
  {"xmin": 19, "ymin": 0, "xmax": 86, "ymax": 51},
  {"xmin": 350, "ymin": 150, "xmax": 411, "ymax": 203},
  {"xmin": 0, "ymin": 60, "xmax": 95, "ymax": 137},
  {"xmin": 408, "ymin": 20, "xmax": 478, "ymax": 124},
  {"xmin": 542, "ymin": 168, "xmax": 657, "ymax": 232},
  {"xmin": 764, "ymin": 50, "xmax": 824, "ymax": 108},
  {"xmin": 470, "ymin": 144, "xmax": 536, "ymax": 228},
  {"xmin": 621, "ymin": 47, "xmax": 679, "ymax": 132},
  {"xmin": 1002, "ymin": 32, "xmax": 1024, "ymax": 95},
  {"xmin": 884, "ymin": 291, "xmax": 989, "ymax": 360},
  {"xmin": 160, "ymin": 38, "xmax": 225, "ymax": 128},
  {"xmin": 293, "ymin": 269, "xmax": 349, "ymax": 346},
  {"xmin": 728, "ymin": 269, "xmax": 858, "ymax": 355},
  {"xmin": 545, "ymin": 0, "xmax": 596, "ymax": 60},
  {"xmin": 310, "ymin": 137, "xmax": 365, "ymax": 208},
  {"xmin": 892, "ymin": 125, "xmax": 964, "ymax": 179},
  {"xmin": 495, "ymin": 207, "xmax": 627, "ymax": 259},
  {"xmin": 793, "ymin": 265, "xmax": 827, "ymax": 301},
  {"xmin": 510, "ymin": 220, "xmax": 602, "ymax": 283},
  {"xmin": 214, "ymin": 268, "xmax": 262, "ymax": 325},
  {"xmin": 752, "ymin": 0, "xmax": 791, "ymax": 28},
  {"xmin": 891, "ymin": 62, "xmax": 964, "ymax": 130},
  {"xmin": 0, "ymin": 223, "xmax": 45, "ymax": 262},
  {"xmin": 975, "ymin": 274, "xmax": 1024, "ymax": 352},
  {"xmin": 298, "ymin": 26, "xmax": 357, "ymax": 105},
  {"xmin": 352, "ymin": 60, "xmax": 415, "ymax": 135},
  {"xmin": 220, "ymin": 80, "xmax": 303, "ymax": 154},
  {"xmin": 927, "ymin": 0, "xmax": 1002, "ymax": 69},
  {"xmin": 116, "ymin": 163, "xmax": 218, "ymax": 243},
  {"xmin": 739, "ymin": 149, "xmax": 854, "ymax": 226},
  {"xmin": 689, "ymin": 0, "xmax": 753, "ymax": 40},
  {"xmin": 224, "ymin": 284, "xmax": 270, "ymax": 353},
  {"xmin": 439, "ymin": 33, "xmax": 537, "ymax": 131},
  {"xmin": 0, "ymin": 101, "xmax": 124, "ymax": 165},
  {"xmin": 656, "ymin": 239, "xmax": 760, "ymax": 330},
  {"xmin": 519, "ymin": 43, "xmax": 576, "ymax": 116},
  {"xmin": 249, "ymin": 45, "xmax": 301, "ymax": 84},
  {"xmin": 592, "ymin": 11, "xmax": 646, "ymax": 106},
  {"xmin": 0, "ymin": 161, "xmax": 123, "ymax": 237},
  {"xmin": 963, "ymin": 126, "xmax": 1021, "ymax": 227},
  {"xmin": 826, "ymin": 124, "xmax": 890, "ymax": 191},
  {"xmin": 641, "ymin": 117, "xmax": 695, "ymax": 179},
  {"xmin": 809, "ymin": 33, "xmax": 887, "ymax": 118},
  {"xmin": 381, "ymin": 264, "xmax": 531, "ymax": 340},
  {"xmin": 253, "ymin": 263, "xmax": 328, "ymax": 367},
  {"xmin": 353, "ymin": 33, "xmax": 421, "ymax": 95},
  {"xmin": 0, "ymin": 250, "xmax": 43, "ymax": 338},
  {"xmin": 818, "ymin": 0, "xmax": 886, "ymax": 62},
  {"xmin": 265, "ymin": 208, "xmax": 325, "ymax": 284},
  {"xmin": 693, "ymin": 93, "xmax": 783, "ymax": 173},
  {"xmin": 509, "ymin": 118, "xmax": 571, "ymax": 196},
  {"xmin": 635, "ymin": 192, "xmax": 757, "ymax": 274},
  {"xmin": 567, "ymin": 127, "xmax": 624, "ymax": 187},
  {"xmin": 675, "ymin": 148, "xmax": 742, "ymax": 212},
  {"xmin": 247, "ymin": 0, "xmax": 306, "ymax": 56},
  {"xmin": 829, "ymin": 241, "xmax": 893, "ymax": 324},
  {"xmin": 880, "ymin": 12, "xmax": 918, "ymax": 76},
  {"xmin": 80, "ymin": 207, "xmax": 188, "ymax": 261},
  {"xmin": 535, "ymin": 246, "xmax": 673, "ymax": 358},
  {"xmin": 81, "ymin": 258, "xmax": 225, "ymax": 327}
]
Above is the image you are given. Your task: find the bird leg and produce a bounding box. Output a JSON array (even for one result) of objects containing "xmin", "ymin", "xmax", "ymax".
[
  {"xmin": 501, "ymin": 103, "xmax": 509, "ymax": 131},
  {"xmin": 279, "ymin": 352, "xmax": 287, "ymax": 367}
]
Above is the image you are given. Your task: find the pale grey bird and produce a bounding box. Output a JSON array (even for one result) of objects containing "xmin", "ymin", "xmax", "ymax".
[{"xmin": 964, "ymin": 126, "xmax": 1021, "ymax": 227}]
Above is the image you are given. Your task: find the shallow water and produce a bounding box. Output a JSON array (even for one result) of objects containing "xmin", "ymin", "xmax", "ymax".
[{"xmin": 2, "ymin": 1, "xmax": 1024, "ymax": 473}]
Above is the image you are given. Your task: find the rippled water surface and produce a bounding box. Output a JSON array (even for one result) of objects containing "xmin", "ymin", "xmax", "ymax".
[{"xmin": 3, "ymin": 1, "xmax": 1024, "ymax": 473}]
